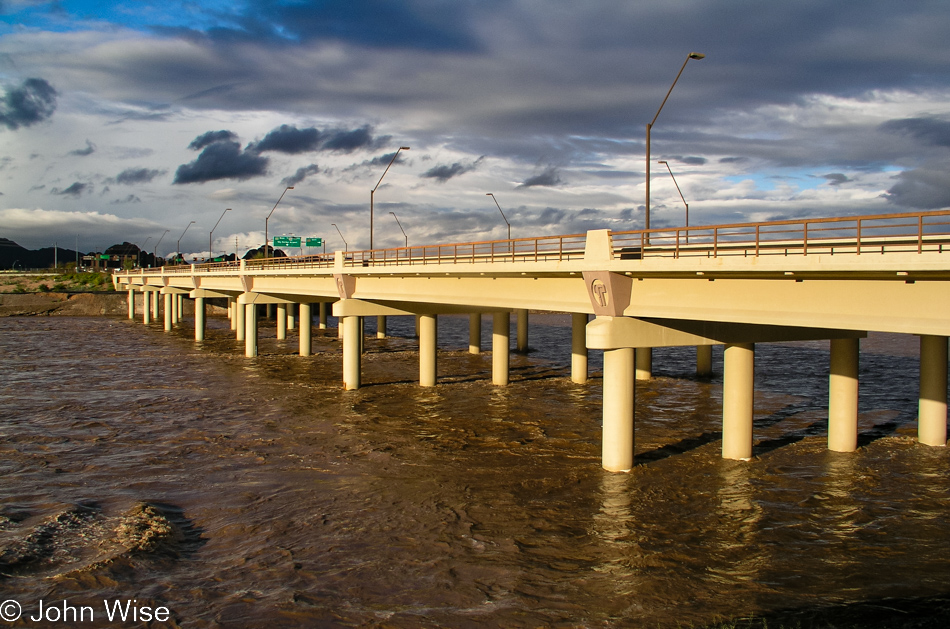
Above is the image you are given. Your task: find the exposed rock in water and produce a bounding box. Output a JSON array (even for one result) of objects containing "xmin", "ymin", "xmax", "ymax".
[{"xmin": 0, "ymin": 502, "xmax": 100, "ymax": 576}]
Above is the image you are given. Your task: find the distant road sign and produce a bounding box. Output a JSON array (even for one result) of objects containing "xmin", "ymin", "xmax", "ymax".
[
  {"xmin": 306, "ymin": 237, "xmax": 323, "ymax": 247},
  {"xmin": 273, "ymin": 236, "xmax": 301, "ymax": 247}
]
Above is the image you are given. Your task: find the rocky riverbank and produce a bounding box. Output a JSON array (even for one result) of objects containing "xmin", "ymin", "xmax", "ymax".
[{"xmin": 0, "ymin": 292, "xmax": 128, "ymax": 317}]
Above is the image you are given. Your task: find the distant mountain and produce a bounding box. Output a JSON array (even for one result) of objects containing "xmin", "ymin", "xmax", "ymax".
[{"xmin": 0, "ymin": 238, "xmax": 84, "ymax": 270}]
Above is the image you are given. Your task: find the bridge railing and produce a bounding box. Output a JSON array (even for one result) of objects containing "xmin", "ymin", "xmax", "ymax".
[
  {"xmin": 612, "ymin": 209, "xmax": 950, "ymax": 258},
  {"xmin": 345, "ymin": 233, "xmax": 588, "ymax": 267}
]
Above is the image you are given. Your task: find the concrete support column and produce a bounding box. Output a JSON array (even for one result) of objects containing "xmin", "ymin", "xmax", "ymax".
[
  {"xmin": 571, "ymin": 313, "xmax": 589, "ymax": 384},
  {"xmin": 142, "ymin": 292, "xmax": 151, "ymax": 325},
  {"xmin": 229, "ymin": 297, "xmax": 237, "ymax": 331},
  {"xmin": 127, "ymin": 289, "xmax": 135, "ymax": 319},
  {"xmin": 419, "ymin": 314, "xmax": 438, "ymax": 387},
  {"xmin": 828, "ymin": 338, "xmax": 859, "ymax": 452},
  {"xmin": 469, "ymin": 313, "xmax": 481, "ymax": 354},
  {"xmin": 164, "ymin": 293, "xmax": 173, "ymax": 331},
  {"xmin": 299, "ymin": 303, "xmax": 312, "ymax": 357},
  {"xmin": 235, "ymin": 301, "xmax": 246, "ymax": 341},
  {"xmin": 722, "ymin": 343, "xmax": 755, "ymax": 461},
  {"xmin": 516, "ymin": 309, "xmax": 529, "ymax": 353},
  {"xmin": 697, "ymin": 345, "xmax": 713, "ymax": 377},
  {"xmin": 177, "ymin": 294, "xmax": 184, "ymax": 323},
  {"xmin": 287, "ymin": 304, "xmax": 295, "ymax": 331},
  {"xmin": 276, "ymin": 303, "xmax": 287, "ymax": 341},
  {"xmin": 152, "ymin": 290, "xmax": 160, "ymax": 320},
  {"xmin": 245, "ymin": 304, "xmax": 258, "ymax": 357},
  {"xmin": 377, "ymin": 315, "xmax": 387, "ymax": 339},
  {"xmin": 342, "ymin": 316, "xmax": 361, "ymax": 390},
  {"xmin": 195, "ymin": 297, "xmax": 206, "ymax": 342},
  {"xmin": 267, "ymin": 304, "xmax": 274, "ymax": 320},
  {"xmin": 414, "ymin": 314, "xmax": 421, "ymax": 338},
  {"xmin": 492, "ymin": 312, "xmax": 510, "ymax": 386},
  {"xmin": 602, "ymin": 347, "xmax": 635, "ymax": 472},
  {"xmin": 319, "ymin": 302, "xmax": 328, "ymax": 329},
  {"xmin": 635, "ymin": 347, "xmax": 652, "ymax": 380},
  {"xmin": 919, "ymin": 335, "xmax": 948, "ymax": 447}
]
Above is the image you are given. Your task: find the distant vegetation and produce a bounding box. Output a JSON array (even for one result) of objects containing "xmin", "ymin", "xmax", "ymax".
[{"xmin": 0, "ymin": 270, "xmax": 114, "ymax": 293}]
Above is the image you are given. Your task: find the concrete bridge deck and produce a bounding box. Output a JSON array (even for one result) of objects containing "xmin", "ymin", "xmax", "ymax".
[{"xmin": 114, "ymin": 209, "xmax": 950, "ymax": 471}]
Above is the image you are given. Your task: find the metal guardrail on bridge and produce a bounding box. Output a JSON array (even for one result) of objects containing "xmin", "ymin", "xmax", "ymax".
[{"xmin": 138, "ymin": 209, "xmax": 950, "ymax": 276}]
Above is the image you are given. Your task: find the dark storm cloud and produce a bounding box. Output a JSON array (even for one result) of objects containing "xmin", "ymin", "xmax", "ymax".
[
  {"xmin": 113, "ymin": 167, "xmax": 165, "ymax": 185},
  {"xmin": 670, "ymin": 156, "xmax": 706, "ymax": 166},
  {"xmin": 188, "ymin": 130, "xmax": 239, "ymax": 151},
  {"xmin": 421, "ymin": 157, "xmax": 483, "ymax": 183},
  {"xmin": 518, "ymin": 167, "xmax": 562, "ymax": 188},
  {"xmin": 51, "ymin": 182, "xmax": 88, "ymax": 197},
  {"xmin": 174, "ymin": 141, "xmax": 269, "ymax": 184},
  {"xmin": 111, "ymin": 194, "xmax": 142, "ymax": 204},
  {"xmin": 884, "ymin": 164, "xmax": 950, "ymax": 210},
  {"xmin": 879, "ymin": 117, "xmax": 950, "ymax": 149},
  {"xmin": 822, "ymin": 173, "xmax": 851, "ymax": 186},
  {"xmin": 68, "ymin": 140, "xmax": 96, "ymax": 157},
  {"xmin": 0, "ymin": 78, "xmax": 57, "ymax": 130},
  {"xmin": 281, "ymin": 164, "xmax": 320, "ymax": 187},
  {"xmin": 251, "ymin": 124, "xmax": 386, "ymax": 154}
]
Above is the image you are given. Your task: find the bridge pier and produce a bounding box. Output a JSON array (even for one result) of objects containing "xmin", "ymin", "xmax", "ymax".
[
  {"xmin": 229, "ymin": 297, "xmax": 237, "ymax": 330},
  {"xmin": 571, "ymin": 313, "xmax": 588, "ymax": 384},
  {"xmin": 603, "ymin": 347, "xmax": 635, "ymax": 472},
  {"xmin": 516, "ymin": 309, "xmax": 529, "ymax": 353},
  {"xmin": 919, "ymin": 335, "xmax": 948, "ymax": 446},
  {"xmin": 151, "ymin": 290, "xmax": 160, "ymax": 320},
  {"xmin": 469, "ymin": 313, "xmax": 481, "ymax": 354},
  {"xmin": 195, "ymin": 297, "xmax": 206, "ymax": 342},
  {"xmin": 697, "ymin": 345, "xmax": 713, "ymax": 376},
  {"xmin": 319, "ymin": 302, "xmax": 328, "ymax": 329},
  {"xmin": 164, "ymin": 294, "xmax": 173, "ymax": 331},
  {"xmin": 276, "ymin": 303, "xmax": 287, "ymax": 340},
  {"xmin": 376, "ymin": 315, "xmax": 387, "ymax": 339},
  {"xmin": 235, "ymin": 300, "xmax": 246, "ymax": 341},
  {"xmin": 245, "ymin": 304, "xmax": 258, "ymax": 357},
  {"xmin": 299, "ymin": 303, "xmax": 312, "ymax": 356},
  {"xmin": 828, "ymin": 338, "xmax": 859, "ymax": 452},
  {"xmin": 722, "ymin": 343, "xmax": 755, "ymax": 461},
  {"xmin": 343, "ymin": 316, "xmax": 361, "ymax": 390},
  {"xmin": 287, "ymin": 304, "xmax": 296, "ymax": 331},
  {"xmin": 419, "ymin": 314, "xmax": 438, "ymax": 386},
  {"xmin": 142, "ymin": 291, "xmax": 151, "ymax": 325},
  {"xmin": 492, "ymin": 312, "xmax": 510, "ymax": 386},
  {"xmin": 636, "ymin": 348, "xmax": 652, "ymax": 380},
  {"xmin": 127, "ymin": 288, "xmax": 135, "ymax": 319}
]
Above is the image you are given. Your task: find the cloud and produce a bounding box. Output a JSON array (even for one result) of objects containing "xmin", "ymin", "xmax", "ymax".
[
  {"xmin": 111, "ymin": 194, "xmax": 142, "ymax": 204},
  {"xmin": 671, "ymin": 156, "xmax": 707, "ymax": 166},
  {"xmin": 879, "ymin": 116, "xmax": 950, "ymax": 149},
  {"xmin": 281, "ymin": 164, "xmax": 320, "ymax": 187},
  {"xmin": 822, "ymin": 173, "xmax": 851, "ymax": 186},
  {"xmin": 251, "ymin": 124, "xmax": 386, "ymax": 154},
  {"xmin": 0, "ymin": 78, "xmax": 57, "ymax": 130},
  {"xmin": 69, "ymin": 140, "xmax": 96, "ymax": 156},
  {"xmin": 518, "ymin": 166, "xmax": 562, "ymax": 188},
  {"xmin": 112, "ymin": 167, "xmax": 165, "ymax": 185},
  {"xmin": 174, "ymin": 139, "xmax": 269, "ymax": 184},
  {"xmin": 884, "ymin": 164, "xmax": 950, "ymax": 210},
  {"xmin": 420, "ymin": 157, "xmax": 483, "ymax": 183},
  {"xmin": 188, "ymin": 130, "xmax": 239, "ymax": 151},
  {"xmin": 50, "ymin": 182, "xmax": 89, "ymax": 196}
]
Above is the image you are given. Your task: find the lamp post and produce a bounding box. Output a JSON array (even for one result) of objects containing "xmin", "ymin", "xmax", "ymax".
[
  {"xmin": 657, "ymin": 160, "xmax": 690, "ymax": 241},
  {"xmin": 389, "ymin": 211, "xmax": 408, "ymax": 247},
  {"xmin": 645, "ymin": 52, "xmax": 704, "ymax": 232},
  {"xmin": 140, "ymin": 237, "xmax": 152, "ymax": 267},
  {"xmin": 486, "ymin": 193, "xmax": 511, "ymax": 240},
  {"xmin": 154, "ymin": 229, "xmax": 169, "ymax": 264},
  {"xmin": 176, "ymin": 221, "xmax": 195, "ymax": 265},
  {"xmin": 370, "ymin": 147, "xmax": 410, "ymax": 250},
  {"xmin": 332, "ymin": 223, "xmax": 348, "ymax": 252},
  {"xmin": 265, "ymin": 187, "xmax": 294, "ymax": 258},
  {"xmin": 210, "ymin": 208, "xmax": 232, "ymax": 261}
]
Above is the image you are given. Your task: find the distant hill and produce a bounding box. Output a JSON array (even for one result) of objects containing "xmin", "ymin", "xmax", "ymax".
[{"xmin": 0, "ymin": 238, "xmax": 83, "ymax": 270}]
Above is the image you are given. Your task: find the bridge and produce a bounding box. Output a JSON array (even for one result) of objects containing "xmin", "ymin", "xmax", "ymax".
[{"xmin": 114, "ymin": 209, "xmax": 950, "ymax": 472}]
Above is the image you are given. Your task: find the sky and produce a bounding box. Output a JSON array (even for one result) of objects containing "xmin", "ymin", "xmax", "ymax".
[{"xmin": 1, "ymin": 0, "xmax": 949, "ymax": 259}]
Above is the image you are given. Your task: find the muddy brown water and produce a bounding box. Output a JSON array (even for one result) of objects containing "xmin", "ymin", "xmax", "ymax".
[{"xmin": 1, "ymin": 314, "xmax": 948, "ymax": 628}]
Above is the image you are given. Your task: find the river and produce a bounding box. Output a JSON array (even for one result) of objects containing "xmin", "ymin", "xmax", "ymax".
[{"xmin": 1, "ymin": 313, "xmax": 948, "ymax": 628}]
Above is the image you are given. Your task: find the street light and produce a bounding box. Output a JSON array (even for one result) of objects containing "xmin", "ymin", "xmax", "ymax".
[
  {"xmin": 265, "ymin": 187, "xmax": 294, "ymax": 259},
  {"xmin": 390, "ymin": 211, "xmax": 408, "ymax": 247},
  {"xmin": 645, "ymin": 52, "xmax": 704, "ymax": 232},
  {"xmin": 177, "ymin": 221, "xmax": 196, "ymax": 264},
  {"xmin": 370, "ymin": 147, "xmax": 410, "ymax": 250},
  {"xmin": 657, "ymin": 160, "xmax": 690, "ymax": 241},
  {"xmin": 154, "ymin": 229, "xmax": 169, "ymax": 264},
  {"xmin": 331, "ymin": 223, "xmax": 348, "ymax": 252},
  {"xmin": 140, "ymin": 236, "xmax": 152, "ymax": 267},
  {"xmin": 210, "ymin": 208, "xmax": 232, "ymax": 260},
  {"xmin": 486, "ymin": 193, "xmax": 511, "ymax": 240}
]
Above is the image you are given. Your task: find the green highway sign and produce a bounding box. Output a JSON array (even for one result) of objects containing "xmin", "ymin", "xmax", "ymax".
[
  {"xmin": 273, "ymin": 236, "xmax": 301, "ymax": 247},
  {"xmin": 306, "ymin": 237, "xmax": 323, "ymax": 247}
]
